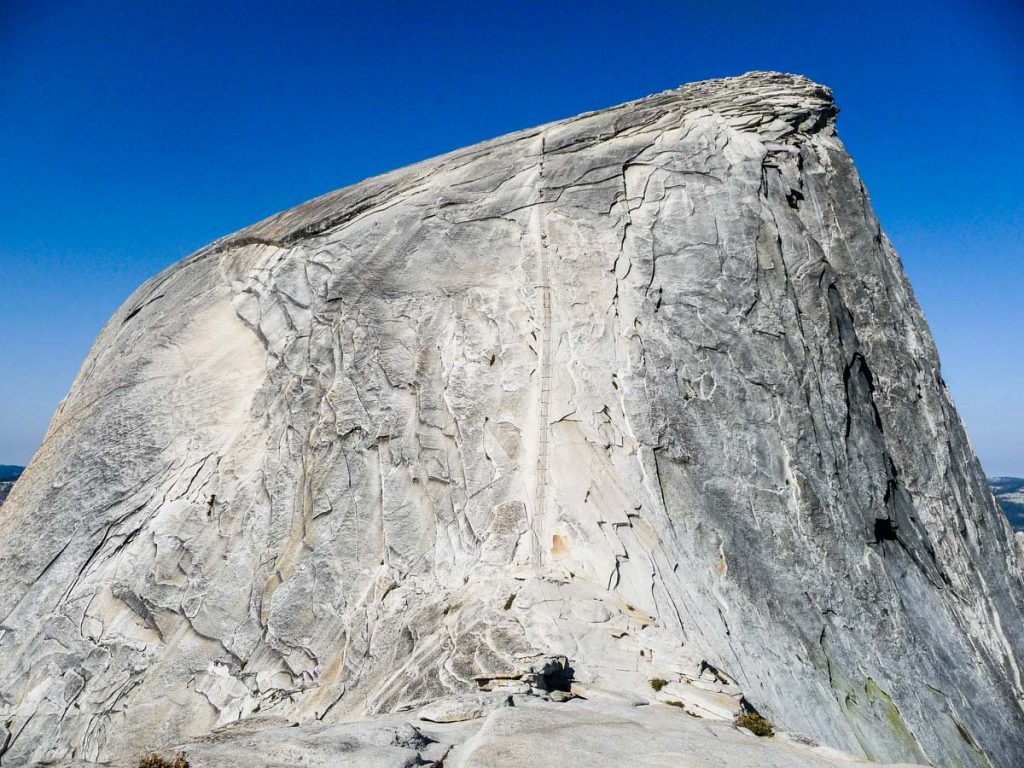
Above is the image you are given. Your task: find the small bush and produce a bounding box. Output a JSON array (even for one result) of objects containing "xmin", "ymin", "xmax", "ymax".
[
  {"xmin": 649, "ymin": 678, "xmax": 668, "ymax": 691},
  {"xmin": 735, "ymin": 712, "xmax": 774, "ymax": 737},
  {"xmin": 138, "ymin": 753, "xmax": 188, "ymax": 768}
]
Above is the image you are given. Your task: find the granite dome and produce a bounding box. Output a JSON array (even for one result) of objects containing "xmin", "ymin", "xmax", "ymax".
[{"xmin": 1, "ymin": 72, "xmax": 1021, "ymax": 767}]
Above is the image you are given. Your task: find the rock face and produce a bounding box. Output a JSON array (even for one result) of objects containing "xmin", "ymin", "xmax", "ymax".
[
  {"xmin": 124, "ymin": 698, "xmax": 932, "ymax": 768},
  {"xmin": 1, "ymin": 72, "xmax": 1022, "ymax": 767}
]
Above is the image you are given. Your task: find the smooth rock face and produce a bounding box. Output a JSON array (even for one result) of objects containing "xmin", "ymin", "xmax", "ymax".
[
  {"xmin": 172, "ymin": 698, "xmax": 930, "ymax": 768},
  {"xmin": 164, "ymin": 718, "xmax": 447, "ymax": 768},
  {"xmin": 453, "ymin": 698, "xmax": 924, "ymax": 768},
  {"xmin": 39, "ymin": 698, "xmax": 931, "ymax": 768},
  {"xmin": 1, "ymin": 72, "xmax": 1022, "ymax": 767},
  {"xmin": 417, "ymin": 693, "xmax": 511, "ymax": 723}
]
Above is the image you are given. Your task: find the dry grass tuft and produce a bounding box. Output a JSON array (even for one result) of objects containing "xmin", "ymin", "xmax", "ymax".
[
  {"xmin": 138, "ymin": 753, "xmax": 188, "ymax": 768},
  {"xmin": 735, "ymin": 711, "xmax": 775, "ymax": 737}
]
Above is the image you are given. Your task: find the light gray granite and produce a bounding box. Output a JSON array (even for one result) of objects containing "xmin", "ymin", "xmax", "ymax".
[
  {"xmin": 1, "ymin": 72, "xmax": 1021, "ymax": 767},
  {"xmin": 36, "ymin": 699, "xmax": 931, "ymax": 768}
]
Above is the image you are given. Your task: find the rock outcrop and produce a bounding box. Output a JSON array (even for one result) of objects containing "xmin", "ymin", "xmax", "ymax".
[{"xmin": 1, "ymin": 72, "xmax": 1022, "ymax": 767}]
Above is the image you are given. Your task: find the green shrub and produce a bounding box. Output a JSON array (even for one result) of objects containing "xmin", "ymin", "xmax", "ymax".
[
  {"xmin": 735, "ymin": 712, "xmax": 774, "ymax": 737},
  {"xmin": 649, "ymin": 678, "xmax": 668, "ymax": 691}
]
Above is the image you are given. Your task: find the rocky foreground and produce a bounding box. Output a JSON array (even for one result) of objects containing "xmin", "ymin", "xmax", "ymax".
[
  {"xmin": 1, "ymin": 73, "xmax": 1022, "ymax": 767},
  {"xmin": 61, "ymin": 697, "xmax": 932, "ymax": 767}
]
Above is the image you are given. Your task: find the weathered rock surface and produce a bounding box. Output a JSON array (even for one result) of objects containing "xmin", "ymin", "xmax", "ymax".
[
  {"xmin": 40, "ymin": 699, "xmax": 931, "ymax": 768},
  {"xmin": 1, "ymin": 72, "xmax": 1022, "ymax": 767}
]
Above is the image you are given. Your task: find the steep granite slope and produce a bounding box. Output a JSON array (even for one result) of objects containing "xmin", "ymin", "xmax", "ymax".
[{"xmin": 1, "ymin": 73, "xmax": 1021, "ymax": 767}]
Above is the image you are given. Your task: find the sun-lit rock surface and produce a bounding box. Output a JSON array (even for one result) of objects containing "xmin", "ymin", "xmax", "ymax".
[
  {"xmin": 45, "ymin": 698, "xmax": 932, "ymax": 768},
  {"xmin": 1, "ymin": 72, "xmax": 1022, "ymax": 767}
]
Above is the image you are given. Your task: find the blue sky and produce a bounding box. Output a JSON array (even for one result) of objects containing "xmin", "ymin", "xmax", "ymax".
[{"xmin": 0, "ymin": 1, "xmax": 1021, "ymax": 474}]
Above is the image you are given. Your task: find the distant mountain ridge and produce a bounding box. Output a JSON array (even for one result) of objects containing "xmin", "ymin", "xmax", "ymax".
[
  {"xmin": 990, "ymin": 477, "xmax": 1024, "ymax": 532},
  {"xmin": 0, "ymin": 465, "xmax": 23, "ymax": 506},
  {"xmin": 0, "ymin": 464, "xmax": 24, "ymax": 482}
]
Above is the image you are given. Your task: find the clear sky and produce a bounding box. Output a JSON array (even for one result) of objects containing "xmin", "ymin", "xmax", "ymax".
[{"xmin": 1, "ymin": 1, "xmax": 1021, "ymax": 474}]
